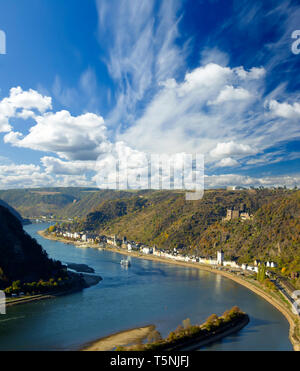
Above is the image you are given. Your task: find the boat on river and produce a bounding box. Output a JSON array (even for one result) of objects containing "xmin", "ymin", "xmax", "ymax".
[{"xmin": 120, "ymin": 259, "xmax": 131, "ymax": 267}]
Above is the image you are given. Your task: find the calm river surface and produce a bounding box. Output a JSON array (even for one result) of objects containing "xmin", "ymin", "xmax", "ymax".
[{"xmin": 0, "ymin": 223, "xmax": 292, "ymax": 351}]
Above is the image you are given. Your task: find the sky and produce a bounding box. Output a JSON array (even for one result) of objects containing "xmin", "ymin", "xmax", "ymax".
[{"xmin": 0, "ymin": 0, "xmax": 299, "ymax": 189}]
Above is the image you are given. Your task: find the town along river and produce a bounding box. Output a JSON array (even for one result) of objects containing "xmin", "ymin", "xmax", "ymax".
[{"xmin": 0, "ymin": 223, "xmax": 293, "ymax": 351}]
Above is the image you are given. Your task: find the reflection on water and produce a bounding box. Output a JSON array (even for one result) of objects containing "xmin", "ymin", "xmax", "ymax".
[
  {"xmin": 0, "ymin": 223, "xmax": 293, "ymax": 351},
  {"xmin": 214, "ymin": 273, "xmax": 222, "ymax": 295}
]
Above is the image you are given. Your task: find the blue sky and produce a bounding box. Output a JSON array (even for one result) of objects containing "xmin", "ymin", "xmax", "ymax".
[{"xmin": 0, "ymin": 0, "xmax": 299, "ymax": 189}]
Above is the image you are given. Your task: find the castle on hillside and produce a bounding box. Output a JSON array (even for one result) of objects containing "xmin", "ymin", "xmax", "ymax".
[{"xmin": 222, "ymin": 204, "xmax": 253, "ymax": 222}]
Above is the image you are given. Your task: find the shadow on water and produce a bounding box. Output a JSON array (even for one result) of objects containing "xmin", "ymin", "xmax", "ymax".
[
  {"xmin": 249, "ymin": 316, "xmax": 277, "ymax": 327},
  {"xmin": 133, "ymin": 268, "xmax": 167, "ymax": 277}
]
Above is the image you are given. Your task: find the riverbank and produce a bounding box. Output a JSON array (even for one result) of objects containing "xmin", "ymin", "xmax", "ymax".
[
  {"xmin": 82, "ymin": 315, "xmax": 249, "ymax": 352},
  {"xmin": 39, "ymin": 230, "xmax": 300, "ymax": 351},
  {"xmin": 82, "ymin": 325, "xmax": 155, "ymax": 351},
  {"xmin": 179, "ymin": 315, "xmax": 250, "ymax": 351},
  {"xmin": 6, "ymin": 273, "xmax": 102, "ymax": 308}
]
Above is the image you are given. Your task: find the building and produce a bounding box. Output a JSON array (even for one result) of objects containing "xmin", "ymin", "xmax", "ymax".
[
  {"xmin": 240, "ymin": 212, "xmax": 252, "ymax": 221},
  {"xmin": 142, "ymin": 247, "xmax": 153, "ymax": 255},
  {"xmin": 223, "ymin": 208, "xmax": 240, "ymax": 221},
  {"xmin": 266, "ymin": 261, "xmax": 277, "ymax": 268},
  {"xmin": 223, "ymin": 207, "xmax": 252, "ymax": 222},
  {"xmin": 226, "ymin": 186, "xmax": 246, "ymax": 191},
  {"xmin": 217, "ymin": 250, "xmax": 224, "ymax": 265},
  {"xmin": 223, "ymin": 261, "xmax": 240, "ymax": 269}
]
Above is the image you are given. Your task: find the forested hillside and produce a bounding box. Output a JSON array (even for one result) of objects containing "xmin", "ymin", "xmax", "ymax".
[
  {"xmin": 0, "ymin": 206, "xmax": 62, "ymax": 289},
  {"xmin": 0, "ymin": 188, "xmax": 142, "ymax": 219},
  {"xmin": 0, "ymin": 198, "xmax": 30, "ymax": 225},
  {"xmin": 76, "ymin": 189, "xmax": 300, "ymax": 266}
]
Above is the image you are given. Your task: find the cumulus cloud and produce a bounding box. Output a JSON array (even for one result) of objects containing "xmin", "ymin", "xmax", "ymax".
[
  {"xmin": 216, "ymin": 157, "xmax": 239, "ymax": 167},
  {"xmin": 210, "ymin": 141, "xmax": 257, "ymax": 158},
  {"xmin": 234, "ymin": 66, "xmax": 266, "ymax": 80},
  {"xmin": 3, "ymin": 87, "xmax": 52, "ymax": 113},
  {"xmin": 0, "ymin": 161, "xmax": 95, "ymax": 189},
  {"xmin": 0, "ymin": 163, "xmax": 52, "ymax": 189},
  {"xmin": 94, "ymin": 141, "xmax": 204, "ymax": 191},
  {"xmin": 5, "ymin": 110, "xmax": 108, "ymax": 161},
  {"xmin": 41, "ymin": 156, "xmax": 96, "ymax": 175},
  {"xmin": 0, "ymin": 86, "xmax": 52, "ymax": 132},
  {"xmin": 209, "ymin": 85, "xmax": 252, "ymax": 105},
  {"xmin": 266, "ymin": 99, "xmax": 300, "ymax": 119}
]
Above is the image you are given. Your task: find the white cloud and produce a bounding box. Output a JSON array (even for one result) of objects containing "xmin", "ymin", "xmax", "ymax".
[
  {"xmin": 0, "ymin": 163, "xmax": 52, "ymax": 189},
  {"xmin": 3, "ymin": 87, "xmax": 52, "ymax": 113},
  {"xmin": 0, "ymin": 161, "xmax": 95, "ymax": 189},
  {"xmin": 0, "ymin": 86, "xmax": 52, "ymax": 132},
  {"xmin": 4, "ymin": 131, "xmax": 23, "ymax": 144},
  {"xmin": 205, "ymin": 173, "xmax": 300, "ymax": 188},
  {"xmin": 210, "ymin": 141, "xmax": 257, "ymax": 158},
  {"xmin": 119, "ymin": 63, "xmax": 266, "ymax": 158},
  {"xmin": 97, "ymin": 0, "xmax": 185, "ymax": 128},
  {"xmin": 200, "ymin": 47, "xmax": 230, "ymax": 67},
  {"xmin": 41, "ymin": 156, "xmax": 96, "ymax": 175},
  {"xmin": 209, "ymin": 85, "xmax": 252, "ymax": 105},
  {"xmin": 216, "ymin": 157, "xmax": 239, "ymax": 167},
  {"xmin": 5, "ymin": 110, "xmax": 108, "ymax": 161},
  {"xmin": 267, "ymin": 99, "xmax": 300, "ymax": 119},
  {"xmin": 234, "ymin": 67, "xmax": 266, "ymax": 80},
  {"xmin": 16, "ymin": 109, "xmax": 36, "ymax": 120}
]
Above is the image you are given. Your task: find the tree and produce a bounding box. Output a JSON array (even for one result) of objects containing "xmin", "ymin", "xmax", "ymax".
[
  {"xmin": 147, "ymin": 330, "xmax": 162, "ymax": 343},
  {"xmin": 257, "ymin": 264, "xmax": 266, "ymax": 282},
  {"xmin": 182, "ymin": 318, "xmax": 191, "ymax": 329},
  {"xmin": 48, "ymin": 225, "xmax": 56, "ymax": 233}
]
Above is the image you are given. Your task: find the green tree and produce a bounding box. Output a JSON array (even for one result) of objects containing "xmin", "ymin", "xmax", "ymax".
[
  {"xmin": 182, "ymin": 318, "xmax": 191, "ymax": 330},
  {"xmin": 257, "ymin": 264, "xmax": 266, "ymax": 282}
]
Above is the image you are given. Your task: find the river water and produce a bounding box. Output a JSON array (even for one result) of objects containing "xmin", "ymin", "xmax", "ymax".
[{"xmin": 0, "ymin": 223, "xmax": 292, "ymax": 351}]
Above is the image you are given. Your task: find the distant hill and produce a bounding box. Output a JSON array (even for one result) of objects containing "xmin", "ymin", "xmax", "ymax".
[
  {"xmin": 75, "ymin": 189, "xmax": 300, "ymax": 268},
  {"xmin": 0, "ymin": 188, "xmax": 148, "ymax": 219},
  {"xmin": 0, "ymin": 206, "xmax": 62, "ymax": 288}
]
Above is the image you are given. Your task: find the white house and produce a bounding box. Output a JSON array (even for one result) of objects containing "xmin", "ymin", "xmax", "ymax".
[
  {"xmin": 142, "ymin": 247, "xmax": 153, "ymax": 255},
  {"xmin": 217, "ymin": 250, "xmax": 224, "ymax": 265},
  {"xmin": 223, "ymin": 261, "xmax": 240, "ymax": 269},
  {"xmin": 266, "ymin": 261, "xmax": 277, "ymax": 268}
]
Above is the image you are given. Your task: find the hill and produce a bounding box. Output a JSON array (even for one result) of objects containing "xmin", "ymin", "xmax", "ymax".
[
  {"xmin": 0, "ymin": 199, "xmax": 30, "ymax": 225},
  {"xmin": 0, "ymin": 188, "xmax": 144, "ymax": 219},
  {"xmin": 75, "ymin": 189, "xmax": 300, "ymax": 268},
  {"xmin": 0, "ymin": 205, "xmax": 63, "ymax": 289}
]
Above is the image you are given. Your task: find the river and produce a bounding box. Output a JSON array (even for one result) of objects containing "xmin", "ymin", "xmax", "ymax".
[{"xmin": 0, "ymin": 223, "xmax": 293, "ymax": 351}]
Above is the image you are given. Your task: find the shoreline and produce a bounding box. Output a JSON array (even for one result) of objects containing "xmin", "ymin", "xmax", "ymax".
[
  {"xmin": 82, "ymin": 325, "xmax": 155, "ymax": 351},
  {"xmin": 6, "ymin": 273, "xmax": 102, "ymax": 308},
  {"xmin": 39, "ymin": 230, "xmax": 300, "ymax": 351}
]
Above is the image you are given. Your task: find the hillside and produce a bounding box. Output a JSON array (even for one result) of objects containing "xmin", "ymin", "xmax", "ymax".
[
  {"xmin": 0, "ymin": 188, "xmax": 143, "ymax": 219},
  {"xmin": 0, "ymin": 199, "xmax": 30, "ymax": 225},
  {"xmin": 75, "ymin": 189, "xmax": 300, "ymax": 266},
  {"xmin": 0, "ymin": 205, "xmax": 63, "ymax": 289},
  {"xmin": 196, "ymin": 191, "xmax": 300, "ymax": 262}
]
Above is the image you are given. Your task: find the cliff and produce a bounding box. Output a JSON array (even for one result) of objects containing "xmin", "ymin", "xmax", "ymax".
[{"xmin": 0, "ymin": 205, "xmax": 62, "ymax": 288}]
